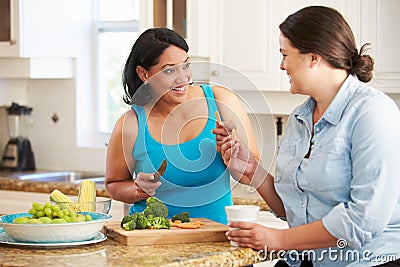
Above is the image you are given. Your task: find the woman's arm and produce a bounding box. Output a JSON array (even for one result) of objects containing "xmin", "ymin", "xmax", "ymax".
[
  {"xmin": 105, "ymin": 110, "xmax": 140, "ymax": 203},
  {"xmin": 212, "ymin": 86, "xmax": 260, "ymax": 185}
]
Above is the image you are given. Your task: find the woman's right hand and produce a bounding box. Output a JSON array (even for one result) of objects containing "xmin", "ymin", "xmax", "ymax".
[
  {"xmin": 220, "ymin": 135, "xmax": 258, "ymax": 179},
  {"xmin": 134, "ymin": 172, "xmax": 161, "ymax": 201}
]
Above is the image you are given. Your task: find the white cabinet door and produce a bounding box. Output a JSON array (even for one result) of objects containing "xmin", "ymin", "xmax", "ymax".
[
  {"xmin": 361, "ymin": 0, "xmax": 400, "ymax": 93},
  {"xmin": 0, "ymin": 0, "xmax": 92, "ymax": 58},
  {"xmin": 209, "ymin": 0, "xmax": 282, "ymax": 92}
]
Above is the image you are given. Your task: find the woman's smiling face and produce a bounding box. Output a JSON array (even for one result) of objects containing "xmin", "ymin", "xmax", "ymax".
[
  {"xmin": 279, "ymin": 33, "xmax": 311, "ymax": 95},
  {"xmin": 146, "ymin": 45, "xmax": 192, "ymax": 104}
]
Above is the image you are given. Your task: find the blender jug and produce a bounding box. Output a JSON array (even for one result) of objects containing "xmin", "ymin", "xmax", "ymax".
[{"xmin": 1, "ymin": 102, "xmax": 36, "ymax": 171}]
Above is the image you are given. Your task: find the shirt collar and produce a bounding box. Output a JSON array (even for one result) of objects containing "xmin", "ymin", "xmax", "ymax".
[{"xmin": 294, "ymin": 75, "xmax": 359, "ymax": 126}]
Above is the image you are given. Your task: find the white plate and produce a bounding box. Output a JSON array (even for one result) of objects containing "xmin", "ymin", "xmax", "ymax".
[{"xmin": 0, "ymin": 231, "xmax": 107, "ymax": 248}]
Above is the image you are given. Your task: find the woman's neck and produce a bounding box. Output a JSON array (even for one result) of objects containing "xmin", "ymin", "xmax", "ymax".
[{"xmin": 312, "ymin": 69, "xmax": 348, "ymax": 124}]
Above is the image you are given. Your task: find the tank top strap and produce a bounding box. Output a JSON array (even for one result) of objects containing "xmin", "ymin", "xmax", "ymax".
[
  {"xmin": 131, "ymin": 105, "xmax": 146, "ymax": 129},
  {"xmin": 200, "ymin": 84, "xmax": 219, "ymax": 115},
  {"xmin": 131, "ymin": 105, "xmax": 147, "ymax": 160}
]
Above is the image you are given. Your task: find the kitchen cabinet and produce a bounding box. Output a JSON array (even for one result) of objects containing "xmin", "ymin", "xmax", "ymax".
[
  {"xmin": 0, "ymin": 0, "xmax": 89, "ymax": 58},
  {"xmin": 208, "ymin": 0, "xmax": 282, "ymax": 92},
  {"xmin": 0, "ymin": 0, "xmax": 90, "ymax": 78},
  {"xmin": 277, "ymin": 0, "xmax": 400, "ymax": 93},
  {"xmin": 208, "ymin": 0, "xmax": 361, "ymax": 92},
  {"xmin": 361, "ymin": 0, "xmax": 400, "ymax": 93}
]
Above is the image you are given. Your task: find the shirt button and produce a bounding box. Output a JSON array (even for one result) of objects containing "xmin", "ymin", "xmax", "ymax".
[{"xmin": 302, "ymin": 203, "xmax": 306, "ymax": 208}]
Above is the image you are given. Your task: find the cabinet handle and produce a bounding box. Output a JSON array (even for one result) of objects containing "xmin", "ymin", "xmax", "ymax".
[
  {"xmin": 211, "ymin": 70, "xmax": 220, "ymax": 76},
  {"xmin": 9, "ymin": 39, "xmax": 16, "ymax": 45}
]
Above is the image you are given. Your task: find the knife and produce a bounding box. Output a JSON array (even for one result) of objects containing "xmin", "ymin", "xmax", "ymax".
[{"xmin": 153, "ymin": 159, "xmax": 167, "ymax": 182}]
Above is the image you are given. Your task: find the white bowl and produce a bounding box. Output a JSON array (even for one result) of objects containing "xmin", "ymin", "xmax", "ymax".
[{"xmin": 0, "ymin": 212, "xmax": 112, "ymax": 243}]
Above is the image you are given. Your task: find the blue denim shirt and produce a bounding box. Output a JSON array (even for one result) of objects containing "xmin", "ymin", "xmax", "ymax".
[{"xmin": 275, "ymin": 75, "xmax": 400, "ymax": 267}]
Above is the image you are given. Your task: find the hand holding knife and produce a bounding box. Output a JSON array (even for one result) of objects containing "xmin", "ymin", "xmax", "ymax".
[{"xmin": 153, "ymin": 159, "xmax": 167, "ymax": 182}]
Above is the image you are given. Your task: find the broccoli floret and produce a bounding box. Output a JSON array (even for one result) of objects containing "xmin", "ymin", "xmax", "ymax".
[
  {"xmin": 152, "ymin": 216, "xmax": 171, "ymax": 229},
  {"xmin": 121, "ymin": 215, "xmax": 133, "ymax": 228},
  {"xmin": 171, "ymin": 212, "xmax": 190, "ymax": 223},
  {"xmin": 143, "ymin": 197, "xmax": 168, "ymax": 219},
  {"xmin": 122, "ymin": 219, "xmax": 136, "ymax": 231},
  {"xmin": 135, "ymin": 212, "xmax": 150, "ymax": 229}
]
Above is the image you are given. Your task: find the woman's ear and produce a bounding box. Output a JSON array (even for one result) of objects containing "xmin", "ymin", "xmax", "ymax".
[
  {"xmin": 310, "ymin": 53, "xmax": 321, "ymax": 68},
  {"xmin": 136, "ymin": 66, "xmax": 148, "ymax": 82}
]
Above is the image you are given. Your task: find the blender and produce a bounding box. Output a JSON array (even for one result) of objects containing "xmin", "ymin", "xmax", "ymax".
[{"xmin": 1, "ymin": 102, "xmax": 36, "ymax": 171}]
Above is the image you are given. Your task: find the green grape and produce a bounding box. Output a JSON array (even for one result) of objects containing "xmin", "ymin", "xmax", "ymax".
[
  {"xmin": 44, "ymin": 207, "xmax": 52, "ymax": 216},
  {"xmin": 62, "ymin": 209, "xmax": 70, "ymax": 216},
  {"xmin": 27, "ymin": 218, "xmax": 42, "ymax": 224},
  {"xmin": 36, "ymin": 211, "xmax": 45, "ymax": 218},
  {"xmin": 39, "ymin": 217, "xmax": 52, "ymax": 224},
  {"xmin": 56, "ymin": 210, "xmax": 63, "ymax": 218},
  {"xmin": 44, "ymin": 201, "xmax": 52, "ymax": 209},
  {"xmin": 32, "ymin": 202, "xmax": 44, "ymax": 211},
  {"xmin": 75, "ymin": 214, "xmax": 85, "ymax": 222},
  {"xmin": 13, "ymin": 217, "xmax": 30, "ymax": 224},
  {"xmin": 85, "ymin": 214, "xmax": 92, "ymax": 221},
  {"xmin": 28, "ymin": 208, "xmax": 37, "ymax": 215},
  {"xmin": 51, "ymin": 218, "xmax": 67, "ymax": 224},
  {"xmin": 52, "ymin": 204, "xmax": 61, "ymax": 211},
  {"xmin": 63, "ymin": 215, "xmax": 72, "ymax": 222}
]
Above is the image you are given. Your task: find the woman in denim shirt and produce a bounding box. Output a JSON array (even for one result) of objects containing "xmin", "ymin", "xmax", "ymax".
[{"xmin": 214, "ymin": 6, "xmax": 400, "ymax": 267}]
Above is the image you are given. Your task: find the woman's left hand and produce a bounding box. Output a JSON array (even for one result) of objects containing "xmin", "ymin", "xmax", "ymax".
[
  {"xmin": 212, "ymin": 121, "xmax": 232, "ymax": 153},
  {"xmin": 226, "ymin": 221, "xmax": 285, "ymax": 251}
]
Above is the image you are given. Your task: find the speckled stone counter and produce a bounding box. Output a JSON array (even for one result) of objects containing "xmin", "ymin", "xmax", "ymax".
[
  {"xmin": 0, "ymin": 238, "xmax": 264, "ymax": 267},
  {"xmin": 0, "ymin": 176, "xmax": 270, "ymax": 266},
  {"xmin": 0, "ymin": 177, "xmax": 109, "ymax": 197}
]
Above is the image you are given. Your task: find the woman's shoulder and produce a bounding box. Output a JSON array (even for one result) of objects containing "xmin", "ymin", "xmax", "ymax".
[
  {"xmin": 113, "ymin": 109, "xmax": 139, "ymax": 133},
  {"xmin": 208, "ymin": 85, "xmax": 237, "ymax": 102}
]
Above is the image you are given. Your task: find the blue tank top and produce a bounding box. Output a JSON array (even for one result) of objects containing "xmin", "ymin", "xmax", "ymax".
[{"xmin": 130, "ymin": 85, "xmax": 232, "ymax": 224}]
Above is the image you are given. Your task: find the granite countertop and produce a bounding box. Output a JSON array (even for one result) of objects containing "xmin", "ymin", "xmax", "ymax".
[
  {"xmin": 0, "ymin": 238, "xmax": 264, "ymax": 267},
  {"xmin": 0, "ymin": 175, "xmax": 271, "ymax": 266}
]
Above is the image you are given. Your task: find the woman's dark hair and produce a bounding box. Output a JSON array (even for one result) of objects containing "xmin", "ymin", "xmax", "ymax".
[
  {"xmin": 279, "ymin": 6, "xmax": 374, "ymax": 82},
  {"xmin": 122, "ymin": 28, "xmax": 189, "ymax": 105}
]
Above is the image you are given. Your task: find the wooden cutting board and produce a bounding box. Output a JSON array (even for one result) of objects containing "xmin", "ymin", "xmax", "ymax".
[{"xmin": 103, "ymin": 218, "xmax": 229, "ymax": 246}]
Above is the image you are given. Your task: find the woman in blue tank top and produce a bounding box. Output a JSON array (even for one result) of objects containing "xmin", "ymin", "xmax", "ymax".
[{"xmin": 105, "ymin": 28, "xmax": 259, "ymax": 224}]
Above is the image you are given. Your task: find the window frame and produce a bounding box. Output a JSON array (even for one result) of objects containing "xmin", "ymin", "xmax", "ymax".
[{"xmin": 93, "ymin": 1, "xmax": 140, "ymax": 138}]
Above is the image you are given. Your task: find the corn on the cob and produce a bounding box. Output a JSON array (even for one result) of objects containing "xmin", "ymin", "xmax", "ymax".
[
  {"xmin": 78, "ymin": 180, "xmax": 97, "ymax": 212},
  {"xmin": 50, "ymin": 189, "xmax": 80, "ymax": 212}
]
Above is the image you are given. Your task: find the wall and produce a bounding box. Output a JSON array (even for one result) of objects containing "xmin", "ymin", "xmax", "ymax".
[{"xmin": 0, "ymin": 78, "xmax": 106, "ymax": 173}]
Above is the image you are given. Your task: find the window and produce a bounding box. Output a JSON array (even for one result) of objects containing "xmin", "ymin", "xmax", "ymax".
[{"xmin": 94, "ymin": 0, "xmax": 141, "ymax": 133}]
